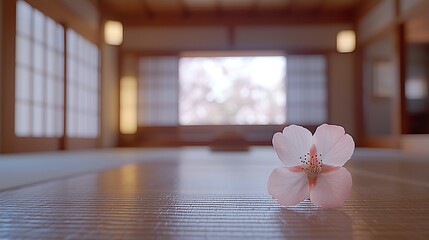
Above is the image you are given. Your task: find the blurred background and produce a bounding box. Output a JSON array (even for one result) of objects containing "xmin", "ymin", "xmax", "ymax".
[{"xmin": 1, "ymin": 0, "xmax": 429, "ymax": 153}]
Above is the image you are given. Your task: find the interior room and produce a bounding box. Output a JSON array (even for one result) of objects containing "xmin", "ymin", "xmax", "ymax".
[{"xmin": 1, "ymin": 0, "xmax": 429, "ymax": 238}]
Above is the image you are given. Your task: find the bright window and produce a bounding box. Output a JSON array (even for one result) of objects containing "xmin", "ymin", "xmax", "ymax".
[
  {"xmin": 15, "ymin": 0, "xmax": 64, "ymax": 137},
  {"xmin": 136, "ymin": 53, "xmax": 327, "ymax": 127},
  {"xmin": 66, "ymin": 29, "xmax": 100, "ymax": 138},
  {"xmin": 179, "ymin": 55, "xmax": 286, "ymax": 125}
]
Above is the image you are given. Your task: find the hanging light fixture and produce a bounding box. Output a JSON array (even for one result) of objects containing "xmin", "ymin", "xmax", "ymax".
[
  {"xmin": 104, "ymin": 20, "xmax": 123, "ymax": 45},
  {"xmin": 336, "ymin": 30, "xmax": 356, "ymax": 53}
]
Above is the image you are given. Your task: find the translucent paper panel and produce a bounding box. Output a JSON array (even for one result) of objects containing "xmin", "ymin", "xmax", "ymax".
[
  {"xmin": 32, "ymin": 104, "xmax": 43, "ymax": 136},
  {"xmin": 16, "ymin": 37, "xmax": 31, "ymax": 66},
  {"xmin": 66, "ymin": 29, "xmax": 100, "ymax": 138},
  {"xmin": 16, "ymin": 1, "xmax": 31, "ymax": 35},
  {"xmin": 179, "ymin": 56, "xmax": 286, "ymax": 125},
  {"xmin": 286, "ymin": 55, "xmax": 327, "ymax": 125},
  {"xmin": 15, "ymin": 101, "xmax": 30, "ymax": 137},
  {"xmin": 15, "ymin": 68, "xmax": 31, "ymax": 100},
  {"xmin": 33, "ymin": 9, "xmax": 45, "ymax": 43},
  {"xmin": 55, "ymin": 51, "xmax": 64, "ymax": 77},
  {"xmin": 33, "ymin": 73, "xmax": 44, "ymax": 103},
  {"xmin": 56, "ymin": 108, "xmax": 63, "ymax": 135},
  {"xmin": 67, "ymin": 110, "xmax": 75, "ymax": 136},
  {"xmin": 46, "ymin": 18, "xmax": 56, "ymax": 48},
  {"xmin": 67, "ymin": 30, "xmax": 77, "ymax": 55},
  {"xmin": 56, "ymin": 80, "xmax": 64, "ymax": 107},
  {"xmin": 46, "ymin": 49, "xmax": 55, "ymax": 75},
  {"xmin": 46, "ymin": 78, "xmax": 56, "ymax": 105},
  {"xmin": 138, "ymin": 57, "xmax": 179, "ymax": 126},
  {"xmin": 15, "ymin": 0, "xmax": 64, "ymax": 137},
  {"xmin": 33, "ymin": 43, "xmax": 44, "ymax": 72},
  {"xmin": 78, "ymin": 36, "xmax": 86, "ymax": 61},
  {"xmin": 55, "ymin": 25, "xmax": 64, "ymax": 52},
  {"xmin": 45, "ymin": 107, "xmax": 55, "ymax": 136}
]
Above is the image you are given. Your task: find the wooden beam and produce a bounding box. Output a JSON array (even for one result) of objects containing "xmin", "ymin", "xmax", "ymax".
[
  {"xmin": 143, "ymin": 0, "xmax": 156, "ymax": 18},
  {"xmin": 120, "ymin": 10, "xmax": 355, "ymax": 27},
  {"xmin": 355, "ymin": 0, "xmax": 382, "ymax": 21},
  {"xmin": 26, "ymin": 0, "xmax": 99, "ymax": 43},
  {"xmin": 178, "ymin": 0, "xmax": 191, "ymax": 18},
  {"xmin": 247, "ymin": 0, "xmax": 260, "ymax": 17}
]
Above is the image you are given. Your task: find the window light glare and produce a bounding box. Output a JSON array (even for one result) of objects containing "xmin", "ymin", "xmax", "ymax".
[
  {"xmin": 406, "ymin": 79, "xmax": 427, "ymax": 99},
  {"xmin": 336, "ymin": 30, "xmax": 356, "ymax": 53},
  {"xmin": 179, "ymin": 56, "xmax": 286, "ymax": 125},
  {"xmin": 104, "ymin": 20, "xmax": 123, "ymax": 45},
  {"xmin": 120, "ymin": 76, "xmax": 137, "ymax": 134}
]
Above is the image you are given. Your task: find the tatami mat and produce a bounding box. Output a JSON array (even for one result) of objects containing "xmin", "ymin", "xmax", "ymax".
[{"xmin": 1, "ymin": 147, "xmax": 429, "ymax": 239}]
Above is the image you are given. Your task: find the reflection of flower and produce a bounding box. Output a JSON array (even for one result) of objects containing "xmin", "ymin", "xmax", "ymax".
[
  {"xmin": 275, "ymin": 201, "xmax": 353, "ymax": 239},
  {"xmin": 268, "ymin": 124, "xmax": 355, "ymax": 208}
]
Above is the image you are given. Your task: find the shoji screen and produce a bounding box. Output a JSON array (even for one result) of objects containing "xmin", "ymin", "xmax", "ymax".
[
  {"xmin": 286, "ymin": 55, "xmax": 327, "ymax": 125},
  {"xmin": 66, "ymin": 29, "xmax": 100, "ymax": 138},
  {"xmin": 15, "ymin": 0, "xmax": 64, "ymax": 137},
  {"xmin": 138, "ymin": 56, "xmax": 179, "ymax": 126}
]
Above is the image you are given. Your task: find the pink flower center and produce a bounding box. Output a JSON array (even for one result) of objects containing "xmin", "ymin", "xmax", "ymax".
[{"xmin": 300, "ymin": 144, "xmax": 322, "ymax": 175}]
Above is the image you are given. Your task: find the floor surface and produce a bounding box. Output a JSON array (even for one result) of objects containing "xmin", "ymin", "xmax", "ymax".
[{"xmin": 1, "ymin": 147, "xmax": 429, "ymax": 239}]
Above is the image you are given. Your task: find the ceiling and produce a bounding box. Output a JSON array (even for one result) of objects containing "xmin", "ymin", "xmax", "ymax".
[{"xmin": 99, "ymin": 0, "xmax": 365, "ymax": 25}]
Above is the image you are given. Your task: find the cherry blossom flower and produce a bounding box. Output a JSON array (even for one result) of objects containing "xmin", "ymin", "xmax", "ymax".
[{"xmin": 268, "ymin": 124, "xmax": 355, "ymax": 208}]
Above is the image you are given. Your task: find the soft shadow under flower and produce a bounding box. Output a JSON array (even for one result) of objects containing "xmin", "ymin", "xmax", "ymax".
[{"xmin": 273, "ymin": 199, "xmax": 353, "ymax": 240}]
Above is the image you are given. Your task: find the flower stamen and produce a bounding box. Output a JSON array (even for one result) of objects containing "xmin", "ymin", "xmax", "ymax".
[{"xmin": 302, "ymin": 145, "xmax": 322, "ymax": 175}]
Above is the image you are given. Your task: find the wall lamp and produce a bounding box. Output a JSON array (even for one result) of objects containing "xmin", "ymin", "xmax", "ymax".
[
  {"xmin": 104, "ymin": 20, "xmax": 123, "ymax": 45},
  {"xmin": 336, "ymin": 30, "xmax": 356, "ymax": 53}
]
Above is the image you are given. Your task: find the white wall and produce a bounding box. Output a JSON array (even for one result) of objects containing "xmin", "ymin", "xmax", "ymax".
[{"xmin": 328, "ymin": 53, "xmax": 356, "ymax": 137}]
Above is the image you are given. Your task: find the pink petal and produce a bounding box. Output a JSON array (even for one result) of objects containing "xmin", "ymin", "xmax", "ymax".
[
  {"xmin": 313, "ymin": 124, "xmax": 344, "ymax": 155},
  {"xmin": 313, "ymin": 124, "xmax": 355, "ymax": 166},
  {"xmin": 268, "ymin": 167, "xmax": 309, "ymax": 206},
  {"xmin": 272, "ymin": 125, "xmax": 313, "ymax": 167},
  {"xmin": 310, "ymin": 167, "xmax": 352, "ymax": 208}
]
